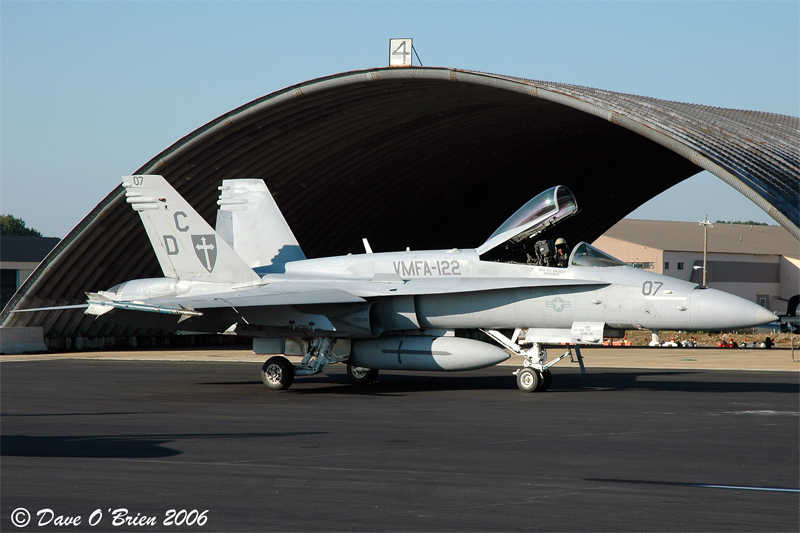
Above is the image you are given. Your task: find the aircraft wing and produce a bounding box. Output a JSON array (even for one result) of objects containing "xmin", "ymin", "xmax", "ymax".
[
  {"xmin": 143, "ymin": 277, "xmax": 607, "ymax": 309},
  {"xmin": 15, "ymin": 278, "xmax": 608, "ymax": 320}
]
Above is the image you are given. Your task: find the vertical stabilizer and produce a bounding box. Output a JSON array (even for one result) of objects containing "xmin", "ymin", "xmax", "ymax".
[
  {"xmin": 123, "ymin": 175, "xmax": 260, "ymax": 284},
  {"xmin": 216, "ymin": 179, "xmax": 306, "ymax": 271}
]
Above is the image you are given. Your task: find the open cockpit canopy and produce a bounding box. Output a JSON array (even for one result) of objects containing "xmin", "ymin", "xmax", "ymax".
[{"xmin": 476, "ymin": 185, "xmax": 578, "ymax": 256}]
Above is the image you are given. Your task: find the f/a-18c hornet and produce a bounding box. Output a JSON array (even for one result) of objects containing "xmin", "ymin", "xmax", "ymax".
[{"xmin": 21, "ymin": 176, "xmax": 777, "ymax": 392}]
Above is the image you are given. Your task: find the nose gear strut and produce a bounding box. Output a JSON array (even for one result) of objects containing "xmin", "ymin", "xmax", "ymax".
[{"xmin": 480, "ymin": 329, "xmax": 585, "ymax": 392}]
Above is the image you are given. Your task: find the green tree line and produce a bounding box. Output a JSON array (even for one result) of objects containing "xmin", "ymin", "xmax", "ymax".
[{"xmin": 1, "ymin": 214, "xmax": 43, "ymax": 237}]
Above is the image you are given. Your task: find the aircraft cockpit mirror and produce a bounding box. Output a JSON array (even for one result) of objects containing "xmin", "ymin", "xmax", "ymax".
[{"xmin": 476, "ymin": 185, "xmax": 578, "ymax": 256}]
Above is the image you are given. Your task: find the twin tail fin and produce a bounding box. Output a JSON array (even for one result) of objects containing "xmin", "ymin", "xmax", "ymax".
[
  {"xmin": 215, "ymin": 179, "xmax": 306, "ymax": 272},
  {"xmin": 123, "ymin": 175, "xmax": 260, "ymax": 284}
]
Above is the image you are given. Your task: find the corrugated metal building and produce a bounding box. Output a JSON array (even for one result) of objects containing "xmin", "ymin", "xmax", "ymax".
[
  {"xmin": 2, "ymin": 66, "xmax": 797, "ymax": 346},
  {"xmin": 593, "ymin": 220, "xmax": 799, "ymax": 314}
]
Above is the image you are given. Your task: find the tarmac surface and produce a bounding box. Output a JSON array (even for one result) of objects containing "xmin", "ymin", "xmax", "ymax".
[{"xmin": 1, "ymin": 352, "xmax": 799, "ymax": 532}]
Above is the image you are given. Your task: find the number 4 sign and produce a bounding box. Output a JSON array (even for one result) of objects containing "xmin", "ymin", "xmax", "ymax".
[{"xmin": 390, "ymin": 38, "xmax": 413, "ymax": 67}]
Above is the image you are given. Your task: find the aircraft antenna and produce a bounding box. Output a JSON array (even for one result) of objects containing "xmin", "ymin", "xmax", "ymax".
[{"xmin": 412, "ymin": 45, "xmax": 423, "ymax": 67}]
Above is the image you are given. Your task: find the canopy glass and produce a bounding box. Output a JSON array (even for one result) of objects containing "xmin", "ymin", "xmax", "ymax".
[
  {"xmin": 477, "ymin": 185, "xmax": 578, "ymax": 255},
  {"xmin": 569, "ymin": 242, "xmax": 626, "ymax": 267}
]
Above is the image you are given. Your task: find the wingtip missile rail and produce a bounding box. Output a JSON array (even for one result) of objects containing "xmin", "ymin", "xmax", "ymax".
[{"xmin": 84, "ymin": 293, "xmax": 203, "ymax": 321}]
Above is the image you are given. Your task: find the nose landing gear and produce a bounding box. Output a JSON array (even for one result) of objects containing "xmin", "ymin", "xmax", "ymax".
[{"xmin": 482, "ymin": 329, "xmax": 584, "ymax": 393}]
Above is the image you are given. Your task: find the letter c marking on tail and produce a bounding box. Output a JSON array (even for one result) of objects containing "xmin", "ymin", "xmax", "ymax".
[{"xmin": 174, "ymin": 212, "xmax": 189, "ymax": 232}]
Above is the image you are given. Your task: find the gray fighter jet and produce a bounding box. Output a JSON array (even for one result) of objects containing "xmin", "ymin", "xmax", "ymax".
[{"xmin": 21, "ymin": 176, "xmax": 777, "ymax": 392}]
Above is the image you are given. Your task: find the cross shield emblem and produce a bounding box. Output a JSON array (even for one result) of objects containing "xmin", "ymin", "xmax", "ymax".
[{"xmin": 191, "ymin": 235, "xmax": 217, "ymax": 272}]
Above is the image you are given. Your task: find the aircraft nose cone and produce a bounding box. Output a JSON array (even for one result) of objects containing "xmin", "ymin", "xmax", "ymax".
[
  {"xmin": 755, "ymin": 305, "xmax": 779, "ymax": 325},
  {"xmin": 690, "ymin": 288, "xmax": 778, "ymax": 330}
]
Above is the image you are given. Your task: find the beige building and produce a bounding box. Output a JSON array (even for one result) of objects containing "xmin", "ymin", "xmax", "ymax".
[{"xmin": 593, "ymin": 219, "xmax": 800, "ymax": 316}]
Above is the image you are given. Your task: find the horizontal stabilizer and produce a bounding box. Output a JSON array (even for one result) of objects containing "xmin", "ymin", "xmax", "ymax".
[{"xmin": 146, "ymin": 286, "xmax": 366, "ymax": 310}]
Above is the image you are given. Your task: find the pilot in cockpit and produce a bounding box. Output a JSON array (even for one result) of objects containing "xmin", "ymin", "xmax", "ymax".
[{"xmin": 555, "ymin": 238, "xmax": 570, "ymax": 267}]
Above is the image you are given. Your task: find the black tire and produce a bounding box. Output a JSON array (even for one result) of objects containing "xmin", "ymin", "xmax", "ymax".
[
  {"xmin": 540, "ymin": 369, "xmax": 553, "ymax": 392},
  {"xmin": 347, "ymin": 364, "xmax": 379, "ymax": 386},
  {"xmin": 516, "ymin": 367, "xmax": 540, "ymax": 393},
  {"xmin": 261, "ymin": 356, "xmax": 295, "ymax": 390}
]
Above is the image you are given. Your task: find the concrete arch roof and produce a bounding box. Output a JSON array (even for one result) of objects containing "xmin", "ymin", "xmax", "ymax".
[{"xmin": 3, "ymin": 67, "xmax": 798, "ymax": 338}]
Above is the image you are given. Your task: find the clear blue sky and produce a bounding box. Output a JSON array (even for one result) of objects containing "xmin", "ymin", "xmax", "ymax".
[{"xmin": 2, "ymin": 1, "xmax": 798, "ymax": 238}]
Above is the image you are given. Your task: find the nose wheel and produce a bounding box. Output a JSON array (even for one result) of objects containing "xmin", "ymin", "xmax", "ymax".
[
  {"xmin": 516, "ymin": 367, "xmax": 540, "ymax": 392},
  {"xmin": 515, "ymin": 368, "xmax": 552, "ymax": 392},
  {"xmin": 481, "ymin": 329, "xmax": 584, "ymax": 394}
]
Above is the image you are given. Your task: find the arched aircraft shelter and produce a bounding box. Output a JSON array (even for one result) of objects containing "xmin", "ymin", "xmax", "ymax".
[{"xmin": 3, "ymin": 67, "xmax": 798, "ymax": 342}]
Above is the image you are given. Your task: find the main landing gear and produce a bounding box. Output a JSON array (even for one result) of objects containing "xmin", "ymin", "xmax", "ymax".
[
  {"xmin": 481, "ymin": 329, "xmax": 584, "ymax": 393},
  {"xmin": 346, "ymin": 364, "xmax": 379, "ymax": 386},
  {"xmin": 260, "ymin": 337, "xmax": 375, "ymax": 391},
  {"xmin": 262, "ymin": 356, "xmax": 295, "ymax": 390}
]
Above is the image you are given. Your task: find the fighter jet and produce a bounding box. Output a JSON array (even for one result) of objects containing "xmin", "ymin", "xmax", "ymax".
[{"xmin": 19, "ymin": 176, "xmax": 777, "ymax": 392}]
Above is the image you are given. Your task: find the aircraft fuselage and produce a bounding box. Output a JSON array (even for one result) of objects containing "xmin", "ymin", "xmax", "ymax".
[{"xmin": 265, "ymin": 248, "xmax": 774, "ymax": 336}]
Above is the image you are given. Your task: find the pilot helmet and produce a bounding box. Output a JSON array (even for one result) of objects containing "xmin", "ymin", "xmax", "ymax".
[{"xmin": 555, "ymin": 238, "xmax": 567, "ymax": 246}]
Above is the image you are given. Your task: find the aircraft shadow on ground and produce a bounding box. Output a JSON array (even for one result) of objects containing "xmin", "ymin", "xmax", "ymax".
[
  {"xmin": 0, "ymin": 432, "xmax": 326, "ymax": 459},
  {"xmin": 550, "ymin": 370, "xmax": 799, "ymax": 394},
  {"xmin": 0, "ymin": 411, "xmax": 154, "ymax": 417},
  {"xmin": 245, "ymin": 370, "xmax": 799, "ymax": 395},
  {"xmin": 198, "ymin": 381, "xmax": 264, "ymax": 385}
]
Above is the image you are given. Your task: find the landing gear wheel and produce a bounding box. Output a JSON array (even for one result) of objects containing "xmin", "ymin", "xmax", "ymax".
[
  {"xmin": 516, "ymin": 367, "xmax": 541, "ymax": 393},
  {"xmin": 540, "ymin": 369, "xmax": 553, "ymax": 392},
  {"xmin": 347, "ymin": 364, "xmax": 379, "ymax": 386},
  {"xmin": 262, "ymin": 356, "xmax": 295, "ymax": 390}
]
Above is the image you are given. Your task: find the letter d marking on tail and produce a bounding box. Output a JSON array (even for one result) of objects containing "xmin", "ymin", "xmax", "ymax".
[{"xmin": 163, "ymin": 235, "xmax": 179, "ymax": 256}]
